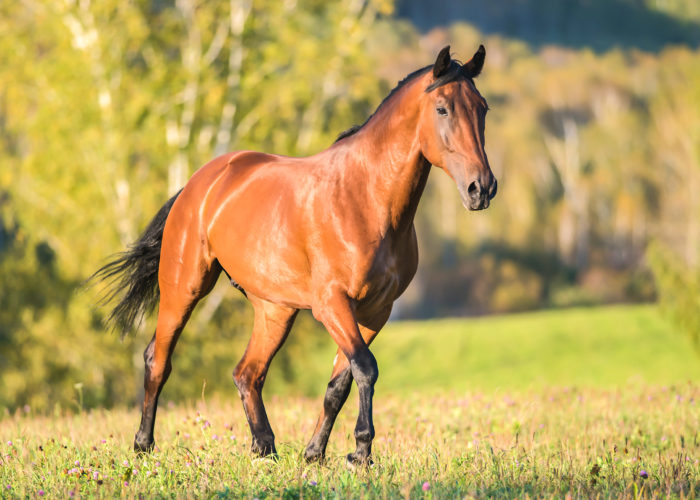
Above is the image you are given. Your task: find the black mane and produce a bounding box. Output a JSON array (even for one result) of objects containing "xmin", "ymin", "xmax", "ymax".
[{"xmin": 335, "ymin": 60, "xmax": 465, "ymax": 143}]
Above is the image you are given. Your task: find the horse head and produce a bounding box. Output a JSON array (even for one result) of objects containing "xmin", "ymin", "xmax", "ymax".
[{"xmin": 419, "ymin": 45, "xmax": 497, "ymax": 210}]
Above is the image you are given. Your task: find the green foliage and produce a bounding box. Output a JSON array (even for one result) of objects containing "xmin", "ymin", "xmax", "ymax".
[{"xmin": 0, "ymin": 0, "xmax": 391, "ymax": 412}]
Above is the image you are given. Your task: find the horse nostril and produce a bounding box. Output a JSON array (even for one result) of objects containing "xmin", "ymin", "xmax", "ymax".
[
  {"xmin": 467, "ymin": 180, "xmax": 481, "ymax": 198},
  {"xmin": 488, "ymin": 179, "xmax": 498, "ymax": 200}
]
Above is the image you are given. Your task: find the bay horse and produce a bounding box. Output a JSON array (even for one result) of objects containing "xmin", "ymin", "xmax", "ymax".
[{"xmin": 93, "ymin": 45, "xmax": 496, "ymax": 467}]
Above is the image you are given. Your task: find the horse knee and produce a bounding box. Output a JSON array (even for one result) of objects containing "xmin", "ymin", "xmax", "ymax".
[{"xmin": 349, "ymin": 350, "xmax": 378, "ymax": 387}]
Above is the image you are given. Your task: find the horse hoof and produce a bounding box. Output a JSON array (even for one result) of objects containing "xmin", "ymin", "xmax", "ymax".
[
  {"xmin": 133, "ymin": 439, "xmax": 154, "ymax": 454},
  {"xmin": 345, "ymin": 453, "xmax": 373, "ymax": 471},
  {"xmin": 304, "ymin": 446, "xmax": 325, "ymax": 464}
]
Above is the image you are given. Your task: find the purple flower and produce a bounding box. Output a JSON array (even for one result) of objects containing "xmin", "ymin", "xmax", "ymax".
[
  {"xmin": 310, "ymin": 480, "xmax": 317, "ymax": 486},
  {"xmin": 122, "ymin": 460, "xmax": 129, "ymax": 467},
  {"xmin": 124, "ymin": 482, "xmax": 129, "ymax": 487},
  {"xmin": 38, "ymin": 490, "xmax": 45, "ymax": 496},
  {"xmin": 639, "ymin": 470, "xmax": 649, "ymax": 479},
  {"xmin": 75, "ymin": 460, "xmax": 80, "ymax": 466},
  {"xmin": 422, "ymin": 481, "xmax": 431, "ymax": 491},
  {"xmin": 6, "ymin": 486, "xmax": 11, "ymax": 490},
  {"xmin": 6, "ymin": 441, "xmax": 12, "ymax": 446},
  {"xmin": 93, "ymin": 471, "xmax": 99, "ymax": 480}
]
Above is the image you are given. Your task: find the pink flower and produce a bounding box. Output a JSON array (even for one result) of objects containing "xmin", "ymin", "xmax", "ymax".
[
  {"xmin": 422, "ymin": 481, "xmax": 431, "ymax": 491},
  {"xmin": 38, "ymin": 490, "xmax": 45, "ymax": 496}
]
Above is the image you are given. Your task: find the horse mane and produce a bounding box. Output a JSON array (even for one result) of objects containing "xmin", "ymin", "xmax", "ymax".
[{"xmin": 335, "ymin": 60, "xmax": 464, "ymax": 143}]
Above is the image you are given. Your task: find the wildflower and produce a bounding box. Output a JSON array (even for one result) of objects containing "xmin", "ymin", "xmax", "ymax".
[
  {"xmin": 101, "ymin": 439, "xmax": 106, "ymax": 444},
  {"xmin": 156, "ymin": 461, "xmax": 161, "ymax": 467},
  {"xmin": 38, "ymin": 490, "xmax": 45, "ymax": 496},
  {"xmin": 422, "ymin": 481, "xmax": 431, "ymax": 491},
  {"xmin": 93, "ymin": 471, "xmax": 99, "ymax": 480},
  {"xmin": 6, "ymin": 441, "xmax": 12, "ymax": 446},
  {"xmin": 146, "ymin": 471, "xmax": 151, "ymax": 477},
  {"xmin": 75, "ymin": 460, "xmax": 80, "ymax": 466},
  {"xmin": 639, "ymin": 470, "xmax": 649, "ymax": 479},
  {"xmin": 124, "ymin": 481, "xmax": 129, "ymax": 487},
  {"xmin": 68, "ymin": 490, "xmax": 75, "ymax": 497},
  {"xmin": 6, "ymin": 486, "xmax": 11, "ymax": 490},
  {"xmin": 122, "ymin": 460, "xmax": 129, "ymax": 467},
  {"xmin": 310, "ymin": 480, "xmax": 317, "ymax": 486}
]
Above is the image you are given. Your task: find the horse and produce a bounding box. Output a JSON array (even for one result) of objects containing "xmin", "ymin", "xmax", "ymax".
[{"xmin": 93, "ymin": 45, "xmax": 496, "ymax": 467}]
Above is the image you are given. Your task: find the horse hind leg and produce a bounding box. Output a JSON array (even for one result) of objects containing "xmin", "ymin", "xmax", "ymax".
[
  {"xmin": 233, "ymin": 296, "xmax": 298, "ymax": 456},
  {"xmin": 133, "ymin": 259, "xmax": 221, "ymax": 453}
]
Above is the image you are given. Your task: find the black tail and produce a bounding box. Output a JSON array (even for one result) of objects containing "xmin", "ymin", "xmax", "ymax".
[{"xmin": 90, "ymin": 189, "xmax": 182, "ymax": 336}]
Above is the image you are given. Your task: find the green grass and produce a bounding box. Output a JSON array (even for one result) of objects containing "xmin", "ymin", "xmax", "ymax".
[
  {"xmin": 264, "ymin": 304, "xmax": 700, "ymax": 396},
  {"xmin": 370, "ymin": 304, "xmax": 700, "ymax": 393},
  {"xmin": 0, "ymin": 387, "xmax": 698, "ymax": 498},
  {"xmin": 1, "ymin": 305, "xmax": 699, "ymax": 498}
]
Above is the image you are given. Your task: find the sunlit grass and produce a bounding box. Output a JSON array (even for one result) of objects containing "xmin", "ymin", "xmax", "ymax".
[{"xmin": 1, "ymin": 385, "xmax": 698, "ymax": 498}]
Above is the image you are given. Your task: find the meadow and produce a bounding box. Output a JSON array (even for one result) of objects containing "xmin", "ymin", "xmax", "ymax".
[{"xmin": 1, "ymin": 305, "xmax": 698, "ymax": 498}]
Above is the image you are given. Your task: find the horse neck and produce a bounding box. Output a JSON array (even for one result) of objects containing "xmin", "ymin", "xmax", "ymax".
[{"xmin": 332, "ymin": 80, "xmax": 431, "ymax": 233}]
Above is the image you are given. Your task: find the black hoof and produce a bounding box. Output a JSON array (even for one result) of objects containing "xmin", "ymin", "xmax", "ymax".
[
  {"xmin": 304, "ymin": 447, "xmax": 325, "ymax": 464},
  {"xmin": 251, "ymin": 442, "xmax": 277, "ymax": 458},
  {"xmin": 133, "ymin": 437, "xmax": 154, "ymax": 454},
  {"xmin": 345, "ymin": 452, "xmax": 373, "ymax": 470}
]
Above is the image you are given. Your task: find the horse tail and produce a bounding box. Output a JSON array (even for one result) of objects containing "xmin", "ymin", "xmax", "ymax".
[{"xmin": 90, "ymin": 189, "xmax": 182, "ymax": 337}]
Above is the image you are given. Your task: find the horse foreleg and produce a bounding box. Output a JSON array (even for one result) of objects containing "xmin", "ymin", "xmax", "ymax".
[
  {"xmin": 304, "ymin": 307, "xmax": 390, "ymax": 463},
  {"xmin": 233, "ymin": 297, "xmax": 298, "ymax": 457},
  {"xmin": 312, "ymin": 293, "xmax": 386, "ymax": 467}
]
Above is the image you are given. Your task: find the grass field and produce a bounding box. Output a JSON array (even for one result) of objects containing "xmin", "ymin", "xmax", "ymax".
[
  {"xmin": 1, "ymin": 305, "xmax": 699, "ymax": 498},
  {"xmin": 262, "ymin": 304, "xmax": 700, "ymax": 396}
]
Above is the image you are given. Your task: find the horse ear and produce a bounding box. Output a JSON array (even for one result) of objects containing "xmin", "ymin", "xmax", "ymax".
[
  {"xmin": 433, "ymin": 45, "xmax": 451, "ymax": 78},
  {"xmin": 463, "ymin": 44, "xmax": 486, "ymax": 78}
]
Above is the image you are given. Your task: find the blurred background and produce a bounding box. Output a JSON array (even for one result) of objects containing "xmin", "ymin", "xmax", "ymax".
[{"xmin": 1, "ymin": 0, "xmax": 699, "ymax": 412}]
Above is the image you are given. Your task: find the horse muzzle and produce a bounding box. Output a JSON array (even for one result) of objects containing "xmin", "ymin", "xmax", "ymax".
[{"xmin": 460, "ymin": 177, "xmax": 497, "ymax": 211}]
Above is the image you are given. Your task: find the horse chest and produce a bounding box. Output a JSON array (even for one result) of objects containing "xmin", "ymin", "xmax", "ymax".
[{"xmin": 353, "ymin": 234, "xmax": 417, "ymax": 309}]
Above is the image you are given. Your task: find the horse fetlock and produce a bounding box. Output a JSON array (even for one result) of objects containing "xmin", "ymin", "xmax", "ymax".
[{"xmin": 354, "ymin": 424, "xmax": 375, "ymax": 444}]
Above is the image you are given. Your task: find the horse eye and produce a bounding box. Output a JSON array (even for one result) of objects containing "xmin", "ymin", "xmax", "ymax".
[{"xmin": 436, "ymin": 107, "xmax": 448, "ymax": 116}]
